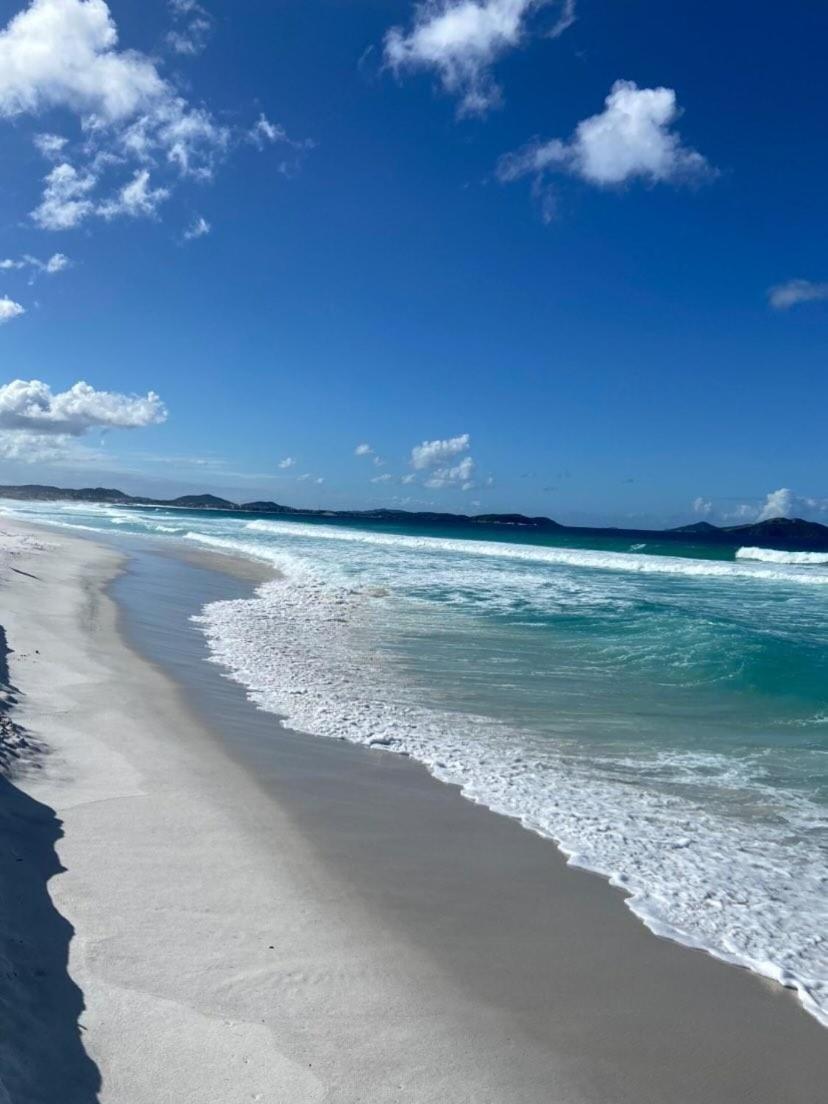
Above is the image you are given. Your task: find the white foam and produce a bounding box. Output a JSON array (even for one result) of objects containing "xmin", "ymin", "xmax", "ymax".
[
  {"xmin": 194, "ymin": 560, "xmax": 828, "ymax": 1029},
  {"xmin": 736, "ymin": 546, "xmax": 828, "ymax": 565},
  {"xmin": 243, "ymin": 519, "xmax": 828, "ymax": 586}
]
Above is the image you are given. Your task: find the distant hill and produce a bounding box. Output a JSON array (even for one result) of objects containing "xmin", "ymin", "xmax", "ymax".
[
  {"xmin": 1, "ymin": 484, "xmax": 827, "ymax": 550},
  {"xmin": 670, "ymin": 521, "xmax": 720, "ymax": 534}
]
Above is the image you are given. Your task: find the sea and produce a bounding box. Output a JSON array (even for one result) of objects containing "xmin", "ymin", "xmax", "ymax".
[{"xmin": 3, "ymin": 498, "xmax": 826, "ymax": 1026}]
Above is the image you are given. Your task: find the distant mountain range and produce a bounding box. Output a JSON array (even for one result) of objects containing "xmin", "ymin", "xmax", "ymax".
[{"xmin": 2, "ymin": 483, "xmax": 827, "ymax": 550}]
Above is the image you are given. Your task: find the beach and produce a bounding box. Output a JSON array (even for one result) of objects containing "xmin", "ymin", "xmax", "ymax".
[{"xmin": 1, "ymin": 516, "xmax": 826, "ymax": 1103}]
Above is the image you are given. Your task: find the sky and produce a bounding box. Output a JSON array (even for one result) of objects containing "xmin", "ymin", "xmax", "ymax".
[{"xmin": 0, "ymin": 0, "xmax": 826, "ymax": 527}]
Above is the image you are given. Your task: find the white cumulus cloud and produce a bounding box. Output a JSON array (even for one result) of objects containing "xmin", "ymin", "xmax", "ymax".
[
  {"xmin": 499, "ymin": 80, "xmax": 711, "ymax": 217},
  {"xmin": 410, "ymin": 433, "xmax": 476, "ymax": 488},
  {"xmin": 278, "ymin": 456, "xmax": 296, "ymax": 469},
  {"xmin": 767, "ymin": 279, "xmax": 828, "ymax": 310},
  {"xmin": 0, "ymin": 378, "xmax": 166, "ymax": 435},
  {"xmin": 355, "ymin": 442, "xmax": 374, "ymax": 456},
  {"xmin": 0, "ymin": 297, "xmax": 25, "ymax": 323},
  {"xmin": 410, "ymin": 432, "xmax": 470, "ymax": 469},
  {"xmin": 0, "ymin": 0, "xmax": 166, "ymax": 121},
  {"xmin": 384, "ymin": 0, "xmax": 574, "ymax": 117},
  {"xmin": 755, "ymin": 488, "xmax": 828, "ymax": 523}
]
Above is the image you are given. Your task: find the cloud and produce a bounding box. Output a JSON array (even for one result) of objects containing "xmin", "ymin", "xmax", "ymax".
[
  {"xmin": 410, "ymin": 432, "xmax": 470, "ymax": 469},
  {"xmin": 33, "ymin": 131, "xmax": 67, "ymax": 158},
  {"xmin": 97, "ymin": 169, "xmax": 169, "ymax": 220},
  {"xmin": 767, "ymin": 279, "xmax": 828, "ymax": 310},
  {"xmin": 182, "ymin": 215, "xmax": 210, "ymax": 241},
  {"xmin": 0, "ymin": 297, "xmax": 25, "ymax": 324},
  {"xmin": 0, "ymin": 379, "xmax": 166, "ymax": 435},
  {"xmin": 0, "ymin": 0, "xmax": 166, "ymax": 121},
  {"xmin": 755, "ymin": 488, "xmax": 828, "ymax": 523},
  {"xmin": 384, "ymin": 0, "xmax": 575, "ymax": 117},
  {"xmin": 0, "ymin": 1, "xmax": 299, "ymax": 232},
  {"xmin": 166, "ymin": 0, "xmax": 212, "ymax": 57},
  {"xmin": 297, "ymin": 472, "xmax": 323, "ymax": 484},
  {"xmin": 355, "ymin": 442, "xmax": 387, "ymax": 466},
  {"xmin": 31, "ymin": 162, "xmax": 97, "ymax": 229},
  {"xmin": 249, "ymin": 113, "xmax": 287, "ymax": 149},
  {"xmin": 278, "ymin": 456, "xmax": 296, "ymax": 469},
  {"xmin": 0, "ymin": 430, "xmax": 89, "ymax": 462},
  {"xmin": 425, "ymin": 454, "xmax": 476, "ymax": 489},
  {"xmin": 248, "ymin": 113, "xmax": 315, "ymax": 176},
  {"xmin": 371, "ymin": 473, "xmax": 394, "ymax": 484},
  {"xmin": 0, "ymin": 252, "xmax": 69, "ymax": 276},
  {"xmin": 410, "ymin": 432, "xmax": 476, "ymax": 488},
  {"xmin": 44, "ymin": 251, "xmax": 69, "ymax": 273},
  {"xmin": 499, "ymin": 80, "xmax": 711, "ymax": 216},
  {"xmin": 692, "ymin": 488, "xmax": 828, "ymax": 525}
]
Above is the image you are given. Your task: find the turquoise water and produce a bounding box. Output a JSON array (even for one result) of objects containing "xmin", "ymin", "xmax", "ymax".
[{"xmin": 4, "ymin": 498, "xmax": 827, "ymax": 1025}]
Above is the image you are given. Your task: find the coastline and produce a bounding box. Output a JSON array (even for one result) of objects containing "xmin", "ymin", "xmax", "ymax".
[{"xmin": 0, "ymin": 517, "xmax": 826, "ymax": 1102}]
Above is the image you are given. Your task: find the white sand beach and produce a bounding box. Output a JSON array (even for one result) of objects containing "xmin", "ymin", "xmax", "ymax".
[{"xmin": 1, "ymin": 518, "xmax": 826, "ymax": 1103}]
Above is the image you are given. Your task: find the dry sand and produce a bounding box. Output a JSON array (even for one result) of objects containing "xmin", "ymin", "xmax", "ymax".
[{"xmin": 0, "ymin": 518, "xmax": 825, "ymax": 1103}]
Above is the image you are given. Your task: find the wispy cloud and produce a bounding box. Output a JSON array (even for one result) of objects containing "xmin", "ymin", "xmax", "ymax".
[
  {"xmin": 278, "ymin": 456, "xmax": 297, "ymax": 469},
  {"xmin": 384, "ymin": 1, "xmax": 575, "ymax": 117},
  {"xmin": 96, "ymin": 169, "xmax": 170, "ymax": 222},
  {"xmin": 499, "ymin": 80, "xmax": 711, "ymax": 220},
  {"xmin": 166, "ymin": 0, "xmax": 212, "ymax": 57},
  {"xmin": 355, "ymin": 441, "xmax": 387, "ymax": 467},
  {"xmin": 767, "ymin": 279, "xmax": 828, "ymax": 310},
  {"xmin": 0, "ymin": 252, "xmax": 69, "ymax": 291},
  {"xmin": 183, "ymin": 214, "xmax": 211, "ymax": 241}
]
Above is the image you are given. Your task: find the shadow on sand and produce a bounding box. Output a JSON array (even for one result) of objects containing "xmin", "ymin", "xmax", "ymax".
[{"xmin": 0, "ymin": 625, "xmax": 101, "ymax": 1103}]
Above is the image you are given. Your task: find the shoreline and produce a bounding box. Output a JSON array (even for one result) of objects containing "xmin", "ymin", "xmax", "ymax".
[{"xmin": 0, "ymin": 517, "xmax": 826, "ymax": 1102}]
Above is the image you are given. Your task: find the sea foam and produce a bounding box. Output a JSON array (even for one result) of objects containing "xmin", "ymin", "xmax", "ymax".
[
  {"xmin": 193, "ymin": 545, "xmax": 828, "ymax": 1028},
  {"xmin": 736, "ymin": 546, "xmax": 828, "ymax": 565},
  {"xmin": 244, "ymin": 519, "xmax": 828, "ymax": 585}
]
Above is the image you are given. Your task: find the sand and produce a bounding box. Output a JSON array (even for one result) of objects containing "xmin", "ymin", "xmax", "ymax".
[{"xmin": 0, "ymin": 517, "xmax": 825, "ymax": 1103}]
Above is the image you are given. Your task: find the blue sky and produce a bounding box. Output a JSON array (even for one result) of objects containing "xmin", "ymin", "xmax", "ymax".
[{"xmin": 0, "ymin": 0, "xmax": 826, "ymax": 526}]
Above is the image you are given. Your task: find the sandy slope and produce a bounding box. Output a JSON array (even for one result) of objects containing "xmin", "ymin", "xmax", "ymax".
[{"xmin": 0, "ymin": 522, "xmax": 571, "ymax": 1103}]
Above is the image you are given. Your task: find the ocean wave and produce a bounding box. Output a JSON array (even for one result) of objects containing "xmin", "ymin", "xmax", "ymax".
[
  {"xmin": 736, "ymin": 546, "xmax": 828, "ymax": 565},
  {"xmin": 244, "ymin": 519, "xmax": 828, "ymax": 586},
  {"xmin": 194, "ymin": 566, "xmax": 828, "ymax": 1028}
]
